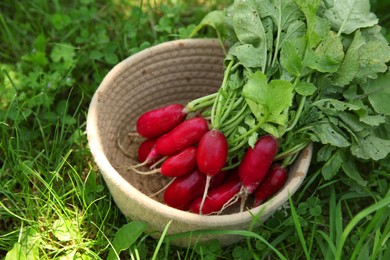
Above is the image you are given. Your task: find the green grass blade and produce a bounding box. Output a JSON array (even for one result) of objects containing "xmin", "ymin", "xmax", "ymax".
[
  {"xmin": 289, "ymin": 197, "xmax": 310, "ymax": 259},
  {"xmin": 371, "ymin": 213, "xmax": 390, "ymax": 259},
  {"xmin": 335, "ymin": 191, "xmax": 390, "ymax": 260},
  {"xmin": 350, "ymin": 205, "xmax": 389, "ymax": 260},
  {"xmin": 316, "ymin": 230, "xmax": 336, "ymax": 258},
  {"xmin": 152, "ymin": 219, "xmax": 172, "ymax": 260},
  {"xmin": 166, "ymin": 229, "xmax": 287, "ymax": 260}
]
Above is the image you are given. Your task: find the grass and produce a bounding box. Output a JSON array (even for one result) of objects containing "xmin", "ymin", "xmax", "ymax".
[{"xmin": 1, "ymin": 0, "xmax": 389, "ymax": 259}]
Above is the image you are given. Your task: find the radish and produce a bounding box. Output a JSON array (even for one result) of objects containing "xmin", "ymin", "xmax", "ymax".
[
  {"xmin": 136, "ymin": 104, "xmax": 187, "ymax": 138},
  {"xmin": 163, "ymin": 169, "xmax": 206, "ymax": 210},
  {"xmin": 209, "ymin": 169, "xmax": 230, "ymax": 188},
  {"xmin": 196, "ymin": 129, "xmax": 228, "ymax": 214},
  {"xmin": 253, "ymin": 164, "xmax": 287, "ymax": 207},
  {"xmin": 238, "ymin": 135, "xmax": 278, "ymax": 211},
  {"xmin": 189, "ymin": 177, "xmax": 241, "ymax": 215},
  {"xmin": 155, "ymin": 117, "xmax": 209, "ymax": 156},
  {"xmin": 137, "ymin": 138, "xmax": 161, "ymax": 165},
  {"xmin": 197, "ymin": 129, "xmax": 228, "ymax": 175},
  {"xmin": 133, "ymin": 146, "xmax": 198, "ymax": 177}
]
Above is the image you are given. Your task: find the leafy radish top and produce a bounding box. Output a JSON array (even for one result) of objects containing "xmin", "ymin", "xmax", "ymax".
[{"xmin": 184, "ymin": 0, "xmax": 390, "ymax": 181}]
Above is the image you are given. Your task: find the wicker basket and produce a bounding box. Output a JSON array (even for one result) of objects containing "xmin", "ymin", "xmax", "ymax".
[{"xmin": 86, "ymin": 39, "xmax": 312, "ymax": 247}]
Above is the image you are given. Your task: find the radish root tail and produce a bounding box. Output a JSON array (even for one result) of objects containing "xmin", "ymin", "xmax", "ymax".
[
  {"xmin": 199, "ymin": 175, "xmax": 212, "ymax": 215},
  {"xmin": 131, "ymin": 167, "xmax": 161, "ymax": 175},
  {"xmin": 214, "ymin": 194, "xmax": 240, "ymax": 215},
  {"xmin": 148, "ymin": 178, "xmax": 176, "ymax": 198}
]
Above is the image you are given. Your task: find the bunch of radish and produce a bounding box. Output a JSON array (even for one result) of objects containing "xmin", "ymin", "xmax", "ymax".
[{"xmin": 124, "ymin": 103, "xmax": 290, "ymax": 215}]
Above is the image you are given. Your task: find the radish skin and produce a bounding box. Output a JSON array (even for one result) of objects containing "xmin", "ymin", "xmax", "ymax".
[
  {"xmin": 253, "ymin": 164, "xmax": 287, "ymax": 207},
  {"xmin": 137, "ymin": 138, "xmax": 161, "ymax": 166},
  {"xmin": 136, "ymin": 104, "xmax": 187, "ymax": 138},
  {"xmin": 160, "ymin": 146, "xmax": 197, "ymax": 177},
  {"xmin": 189, "ymin": 177, "xmax": 241, "ymax": 215},
  {"xmin": 238, "ymin": 135, "xmax": 278, "ymax": 211},
  {"xmin": 239, "ymin": 135, "xmax": 279, "ymax": 194},
  {"xmin": 197, "ymin": 129, "xmax": 228, "ymax": 176},
  {"xmin": 133, "ymin": 146, "xmax": 198, "ymax": 177},
  {"xmin": 163, "ymin": 169, "xmax": 206, "ymax": 210},
  {"xmin": 196, "ymin": 129, "xmax": 228, "ymax": 214},
  {"xmin": 155, "ymin": 117, "xmax": 209, "ymax": 156}
]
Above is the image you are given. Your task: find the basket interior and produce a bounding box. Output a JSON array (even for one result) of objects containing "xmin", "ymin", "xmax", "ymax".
[{"xmin": 93, "ymin": 40, "xmax": 226, "ymax": 203}]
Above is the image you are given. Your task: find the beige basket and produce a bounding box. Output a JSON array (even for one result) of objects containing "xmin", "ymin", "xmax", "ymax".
[{"xmin": 86, "ymin": 39, "xmax": 312, "ymax": 247}]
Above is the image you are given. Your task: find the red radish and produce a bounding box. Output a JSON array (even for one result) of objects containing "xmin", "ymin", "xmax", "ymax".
[
  {"xmin": 155, "ymin": 117, "xmax": 209, "ymax": 156},
  {"xmin": 197, "ymin": 129, "xmax": 228, "ymax": 176},
  {"xmin": 196, "ymin": 129, "xmax": 228, "ymax": 214},
  {"xmin": 253, "ymin": 164, "xmax": 287, "ymax": 207},
  {"xmin": 133, "ymin": 146, "xmax": 198, "ymax": 177},
  {"xmin": 150, "ymin": 167, "xmax": 228, "ymax": 200},
  {"xmin": 137, "ymin": 138, "xmax": 161, "ymax": 165},
  {"xmin": 189, "ymin": 177, "xmax": 241, "ymax": 215},
  {"xmin": 163, "ymin": 169, "xmax": 206, "ymax": 211},
  {"xmin": 209, "ymin": 170, "xmax": 229, "ymax": 188},
  {"xmin": 160, "ymin": 146, "xmax": 197, "ymax": 177},
  {"xmin": 238, "ymin": 135, "xmax": 278, "ymax": 211},
  {"xmin": 136, "ymin": 104, "xmax": 187, "ymax": 138}
]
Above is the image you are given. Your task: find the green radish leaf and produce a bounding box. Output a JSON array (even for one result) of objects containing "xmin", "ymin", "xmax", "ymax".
[
  {"xmin": 304, "ymin": 31, "xmax": 344, "ymax": 73},
  {"xmin": 342, "ymin": 156, "xmax": 367, "ymax": 186},
  {"xmin": 245, "ymin": 98, "xmax": 267, "ymax": 121},
  {"xmin": 355, "ymin": 32, "xmax": 390, "ymax": 83},
  {"xmin": 107, "ymin": 221, "xmax": 148, "ymax": 260},
  {"xmin": 227, "ymin": 70, "xmax": 245, "ymax": 90},
  {"xmin": 331, "ymin": 30, "xmax": 364, "ymax": 86},
  {"xmin": 324, "ymin": 0, "xmax": 378, "ymax": 35},
  {"xmin": 190, "ymin": 10, "xmax": 226, "ymax": 38},
  {"xmin": 312, "ymin": 122, "xmax": 350, "ymax": 147},
  {"xmin": 317, "ymin": 145, "xmax": 337, "ymax": 162},
  {"xmin": 321, "ymin": 150, "xmax": 343, "ymax": 180},
  {"xmin": 229, "ymin": 44, "xmax": 264, "ymax": 68},
  {"xmin": 357, "ymin": 112, "xmax": 386, "ymax": 126},
  {"xmin": 361, "ymin": 71, "xmax": 390, "ymax": 116},
  {"xmin": 333, "ymin": 27, "xmax": 390, "ymax": 86},
  {"xmin": 294, "ymin": 0, "xmax": 329, "ymax": 48},
  {"xmin": 232, "ymin": 0, "xmax": 264, "ymax": 46},
  {"xmin": 248, "ymin": 132, "xmax": 259, "ymax": 148},
  {"xmin": 338, "ymin": 112, "xmax": 367, "ymax": 132},
  {"xmin": 280, "ymin": 36, "xmax": 306, "ymax": 77},
  {"xmin": 253, "ymin": 0, "xmax": 304, "ymax": 53},
  {"xmin": 261, "ymin": 123, "xmax": 282, "ymax": 138},
  {"xmin": 351, "ymin": 131, "xmax": 390, "ymax": 160},
  {"xmin": 244, "ymin": 115, "xmax": 256, "ymax": 128},
  {"xmin": 314, "ymin": 99, "xmax": 361, "ymax": 112},
  {"xmin": 242, "ymin": 71, "xmax": 294, "ymax": 122},
  {"xmin": 232, "ymin": 0, "xmax": 268, "ymax": 70},
  {"xmin": 238, "ymin": 126, "xmax": 247, "ymax": 135},
  {"xmin": 295, "ymin": 82, "xmax": 317, "ymax": 96}
]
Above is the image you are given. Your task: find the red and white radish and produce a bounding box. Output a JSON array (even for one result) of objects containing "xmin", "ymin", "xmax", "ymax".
[
  {"xmin": 136, "ymin": 104, "xmax": 187, "ymax": 138},
  {"xmin": 196, "ymin": 129, "xmax": 228, "ymax": 214},
  {"xmin": 189, "ymin": 177, "xmax": 241, "ymax": 215},
  {"xmin": 133, "ymin": 146, "xmax": 198, "ymax": 177},
  {"xmin": 253, "ymin": 164, "xmax": 287, "ymax": 207},
  {"xmin": 163, "ymin": 169, "xmax": 206, "ymax": 211},
  {"xmin": 137, "ymin": 138, "xmax": 162, "ymax": 166},
  {"xmin": 155, "ymin": 117, "xmax": 209, "ymax": 156},
  {"xmin": 197, "ymin": 129, "xmax": 228, "ymax": 175},
  {"xmin": 238, "ymin": 135, "xmax": 278, "ymax": 211}
]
